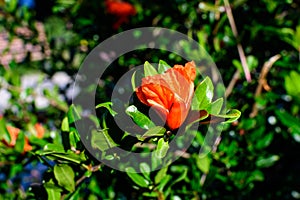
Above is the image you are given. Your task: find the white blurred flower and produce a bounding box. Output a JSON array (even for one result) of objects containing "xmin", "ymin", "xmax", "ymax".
[
  {"xmin": 0, "ymin": 89, "xmax": 11, "ymax": 113},
  {"xmin": 66, "ymin": 84, "xmax": 80, "ymax": 100},
  {"xmin": 34, "ymin": 95, "xmax": 50, "ymax": 109},
  {"xmin": 21, "ymin": 74, "xmax": 42, "ymax": 89},
  {"xmin": 51, "ymin": 71, "xmax": 71, "ymax": 89}
]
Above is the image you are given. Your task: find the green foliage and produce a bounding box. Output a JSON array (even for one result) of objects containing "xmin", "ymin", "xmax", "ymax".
[
  {"xmin": 143, "ymin": 61, "xmax": 158, "ymax": 77},
  {"xmin": 1, "ymin": 0, "xmax": 300, "ymax": 199},
  {"xmin": 192, "ymin": 77, "xmax": 214, "ymax": 111},
  {"xmin": 54, "ymin": 164, "xmax": 75, "ymax": 192}
]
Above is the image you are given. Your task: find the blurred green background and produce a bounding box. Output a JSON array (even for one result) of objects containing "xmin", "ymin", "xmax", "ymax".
[{"xmin": 0, "ymin": 0, "xmax": 299, "ymax": 199}]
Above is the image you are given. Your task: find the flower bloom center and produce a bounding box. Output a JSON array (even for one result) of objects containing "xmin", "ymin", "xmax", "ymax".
[{"xmin": 136, "ymin": 61, "xmax": 196, "ymax": 130}]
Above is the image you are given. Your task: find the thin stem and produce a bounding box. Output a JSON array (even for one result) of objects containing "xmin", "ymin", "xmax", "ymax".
[
  {"xmin": 225, "ymin": 70, "xmax": 240, "ymax": 98},
  {"xmin": 224, "ymin": 0, "xmax": 251, "ymax": 82},
  {"xmin": 249, "ymin": 54, "xmax": 281, "ymax": 118}
]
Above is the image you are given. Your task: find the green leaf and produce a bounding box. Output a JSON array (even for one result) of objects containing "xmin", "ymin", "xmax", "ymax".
[
  {"xmin": 155, "ymin": 138, "xmax": 169, "ymax": 159},
  {"xmin": 0, "ymin": 118, "xmax": 10, "ymax": 143},
  {"xmin": 186, "ymin": 110, "xmax": 209, "ymax": 129},
  {"xmin": 45, "ymin": 187, "xmax": 61, "ymax": 200},
  {"xmin": 44, "ymin": 180, "xmax": 62, "ymax": 200},
  {"xmin": 154, "ymin": 166, "xmax": 168, "ymax": 184},
  {"xmin": 256, "ymin": 155, "xmax": 280, "ymax": 168},
  {"xmin": 67, "ymin": 104, "xmax": 81, "ymax": 124},
  {"xmin": 144, "ymin": 61, "xmax": 158, "ymax": 77},
  {"xmin": 216, "ymin": 109, "xmax": 241, "ymax": 123},
  {"xmin": 255, "ymin": 133, "xmax": 274, "ymax": 149},
  {"xmin": 232, "ymin": 59, "xmax": 243, "ymax": 72},
  {"xmin": 125, "ymin": 167, "xmax": 150, "ymax": 188},
  {"xmin": 141, "ymin": 126, "xmax": 166, "ymax": 140},
  {"xmin": 40, "ymin": 151, "xmax": 86, "ymax": 164},
  {"xmin": 7, "ymin": 0, "xmax": 18, "ymax": 12},
  {"xmin": 208, "ymin": 98, "xmax": 224, "ymax": 115},
  {"xmin": 191, "ymin": 77, "xmax": 214, "ymax": 111},
  {"xmin": 38, "ymin": 144, "xmax": 86, "ymax": 164},
  {"xmin": 158, "ymin": 60, "xmax": 171, "ymax": 74},
  {"xmin": 151, "ymin": 152, "xmax": 162, "ymax": 170},
  {"xmin": 54, "ymin": 164, "xmax": 75, "ymax": 192},
  {"xmin": 69, "ymin": 129, "xmax": 80, "ymax": 148},
  {"xmin": 275, "ymin": 109, "xmax": 300, "ymax": 142},
  {"xmin": 96, "ymin": 102, "xmax": 117, "ymax": 117},
  {"xmin": 284, "ymin": 71, "xmax": 300, "ymax": 99},
  {"xmin": 15, "ymin": 131, "xmax": 25, "ymax": 153},
  {"xmin": 43, "ymin": 143, "xmax": 65, "ymax": 153},
  {"xmin": 142, "ymin": 192, "xmax": 159, "ymax": 198},
  {"xmin": 194, "ymin": 153, "xmax": 211, "ymax": 174},
  {"xmin": 170, "ymin": 165, "xmax": 189, "ymax": 185},
  {"xmin": 131, "ymin": 70, "xmax": 137, "ymax": 91},
  {"xmin": 139, "ymin": 162, "xmax": 151, "ymax": 180},
  {"xmin": 91, "ymin": 128, "xmax": 118, "ymax": 152},
  {"xmin": 126, "ymin": 105, "xmax": 155, "ymax": 129},
  {"xmin": 157, "ymin": 174, "xmax": 172, "ymax": 192},
  {"xmin": 61, "ymin": 117, "xmax": 69, "ymax": 132}
]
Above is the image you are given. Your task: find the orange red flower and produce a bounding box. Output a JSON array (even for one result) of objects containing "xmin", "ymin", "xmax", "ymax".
[
  {"xmin": 4, "ymin": 125, "xmax": 32, "ymax": 152},
  {"xmin": 136, "ymin": 61, "xmax": 196, "ymax": 130},
  {"xmin": 34, "ymin": 123, "xmax": 45, "ymax": 139},
  {"xmin": 105, "ymin": 0, "xmax": 136, "ymax": 29}
]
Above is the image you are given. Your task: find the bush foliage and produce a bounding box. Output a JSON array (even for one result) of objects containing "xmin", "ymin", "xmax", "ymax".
[{"xmin": 0, "ymin": 0, "xmax": 299, "ymax": 199}]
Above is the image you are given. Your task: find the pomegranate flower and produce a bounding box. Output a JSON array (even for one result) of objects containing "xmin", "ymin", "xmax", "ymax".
[
  {"xmin": 105, "ymin": 0, "xmax": 136, "ymax": 29},
  {"xmin": 4, "ymin": 126, "xmax": 32, "ymax": 152},
  {"xmin": 136, "ymin": 61, "xmax": 196, "ymax": 130}
]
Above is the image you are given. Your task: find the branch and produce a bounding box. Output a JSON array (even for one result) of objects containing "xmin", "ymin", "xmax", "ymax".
[
  {"xmin": 224, "ymin": 0, "xmax": 251, "ymax": 82},
  {"xmin": 249, "ymin": 54, "xmax": 281, "ymax": 118},
  {"xmin": 225, "ymin": 69, "xmax": 240, "ymax": 98}
]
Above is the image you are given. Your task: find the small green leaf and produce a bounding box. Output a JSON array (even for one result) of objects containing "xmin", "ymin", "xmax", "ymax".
[
  {"xmin": 91, "ymin": 129, "xmax": 118, "ymax": 152},
  {"xmin": 275, "ymin": 109, "xmax": 300, "ymax": 142},
  {"xmin": 139, "ymin": 162, "xmax": 151, "ymax": 179},
  {"xmin": 194, "ymin": 154, "xmax": 211, "ymax": 174},
  {"xmin": 69, "ymin": 129, "xmax": 80, "ymax": 148},
  {"xmin": 38, "ymin": 144, "xmax": 86, "ymax": 164},
  {"xmin": 192, "ymin": 77, "xmax": 214, "ymax": 111},
  {"xmin": 91, "ymin": 117, "xmax": 118, "ymax": 152},
  {"xmin": 155, "ymin": 138, "xmax": 169, "ymax": 159},
  {"xmin": 232, "ymin": 59, "xmax": 243, "ymax": 72},
  {"xmin": 67, "ymin": 104, "xmax": 81, "ymax": 124},
  {"xmin": 158, "ymin": 60, "xmax": 171, "ymax": 74},
  {"xmin": 40, "ymin": 151, "xmax": 86, "ymax": 164},
  {"xmin": 125, "ymin": 167, "xmax": 150, "ymax": 188},
  {"xmin": 61, "ymin": 117, "xmax": 69, "ymax": 132},
  {"xmin": 96, "ymin": 102, "xmax": 117, "ymax": 117},
  {"xmin": 44, "ymin": 179, "xmax": 62, "ymax": 200},
  {"xmin": 216, "ymin": 109, "xmax": 241, "ymax": 123},
  {"xmin": 285, "ymin": 71, "xmax": 300, "ymax": 99},
  {"xmin": 154, "ymin": 166, "xmax": 168, "ymax": 184},
  {"xmin": 15, "ymin": 131, "xmax": 25, "ymax": 153},
  {"xmin": 256, "ymin": 155, "xmax": 280, "ymax": 168},
  {"xmin": 45, "ymin": 187, "xmax": 61, "ymax": 200},
  {"xmin": 170, "ymin": 165, "xmax": 189, "ymax": 185},
  {"xmin": 7, "ymin": 0, "xmax": 18, "ymax": 12},
  {"xmin": 141, "ymin": 126, "xmax": 166, "ymax": 139},
  {"xmin": 0, "ymin": 118, "xmax": 10, "ymax": 143},
  {"xmin": 142, "ymin": 191, "xmax": 159, "ymax": 198},
  {"xmin": 209, "ymin": 98, "xmax": 224, "ymax": 115},
  {"xmin": 157, "ymin": 174, "xmax": 172, "ymax": 192},
  {"xmin": 255, "ymin": 133, "xmax": 274, "ymax": 149},
  {"xmin": 43, "ymin": 143, "xmax": 65, "ymax": 153},
  {"xmin": 144, "ymin": 61, "xmax": 158, "ymax": 77},
  {"xmin": 54, "ymin": 164, "xmax": 75, "ymax": 192},
  {"xmin": 126, "ymin": 105, "xmax": 155, "ymax": 129},
  {"xmin": 131, "ymin": 70, "xmax": 137, "ymax": 91},
  {"xmin": 186, "ymin": 110, "xmax": 209, "ymax": 129},
  {"xmin": 151, "ymin": 152, "xmax": 162, "ymax": 170}
]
